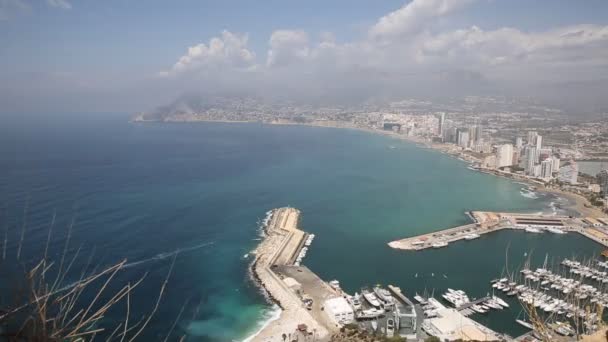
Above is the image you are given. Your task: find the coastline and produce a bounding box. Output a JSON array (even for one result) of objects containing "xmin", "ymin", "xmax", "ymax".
[
  {"xmin": 268, "ymin": 125, "xmax": 600, "ymax": 219},
  {"xmin": 537, "ymin": 186, "xmax": 605, "ymax": 218},
  {"xmin": 128, "ymin": 117, "xmax": 604, "ymax": 341}
]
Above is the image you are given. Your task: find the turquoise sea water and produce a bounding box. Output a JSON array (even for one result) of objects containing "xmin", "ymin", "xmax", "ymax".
[{"xmin": 0, "ymin": 113, "xmax": 602, "ymax": 340}]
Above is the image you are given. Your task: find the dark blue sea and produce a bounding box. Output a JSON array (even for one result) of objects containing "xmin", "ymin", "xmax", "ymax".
[{"xmin": 0, "ymin": 113, "xmax": 602, "ymax": 340}]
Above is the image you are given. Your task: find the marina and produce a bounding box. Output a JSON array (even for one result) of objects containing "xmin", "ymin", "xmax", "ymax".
[
  {"xmin": 247, "ymin": 207, "xmax": 507, "ymax": 340},
  {"xmin": 389, "ymin": 210, "xmax": 608, "ymax": 251},
  {"xmin": 250, "ymin": 208, "xmax": 523, "ymax": 341},
  {"xmin": 487, "ymin": 255, "xmax": 608, "ymax": 340}
]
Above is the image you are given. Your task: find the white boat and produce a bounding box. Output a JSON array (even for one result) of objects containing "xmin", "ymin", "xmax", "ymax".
[
  {"xmin": 546, "ymin": 227, "xmax": 566, "ymax": 234},
  {"xmin": 464, "ymin": 233, "xmax": 480, "ymax": 240},
  {"xmin": 516, "ymin": 319, "xmax": 534, "ymax": 330},
  {"xmin": 492, "ymin": 295, "xmax": 509, "ymax": 308},
  {"xmin": 484, "ymin": 300, "xmax": 503, "ymax": 310},
  {"xmin": 351, "ymin": 293, "xmax": 362, "ymax": 310},
  {"xmin": 432, "ymin": 241, "xmax": 448, "ymax": 248},
  {"xmin": 374, "ymin": 287, "xmax": 395, "ymax": 310},
  {"xmin": 471, "ymin": 304, "xmax": 487, "ymax": 314},
  {"xmin": 525, "ymin": 227, "xmax": 542, "ymax": 233},
  {"xmin": 358, "ymin": 308, "xmax": 383, "ymax": 319},
  {"xmin": 442, "ymin": 292, "xmax": 468, "ymax": 307},
  {"xmin": 442, "ymin": 294, "xmax": 454, "ymax": 305},
  {"xmin": 414, "ymin": 294, "xmax": 427, "ymax": 305},
  {"xmin": 362, "ymin": 290, "xmax": 382, "ymax": 308}
]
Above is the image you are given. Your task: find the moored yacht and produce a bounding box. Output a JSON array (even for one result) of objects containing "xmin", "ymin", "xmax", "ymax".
[
  {"xmin": 516, "ymin": 319, "xmax": 534, "ymax": 330},
  {"xmin": 525, "ymin": 227, "xmax": 542, "ymax": 233},
  {"xmin": 546, "ymin": 227, "xmax": 566, "ymax": 234},
  {"xmin": 492, "ymin": 295, "xmax": 509, "ymax": 307},
  {"xmin": 432, "ymin": 241, "xmax": 448, "ymax": 248},
  {"xmin": 362, "ymin": 289, "xmax": 382, "ymax": 308},
  {"xmin": 471, "ymin": 304, "xmax": 487, "ymax": 314},
  {"xmin": 464, "ymin": 233, "xmax": 480, "ymax": 240}
]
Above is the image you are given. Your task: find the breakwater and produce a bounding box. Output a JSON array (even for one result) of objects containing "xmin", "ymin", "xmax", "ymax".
[
  {"xmin": 249, "ymin": 207, "xmax": 332, "ymax": 342},
  {"xmin": 389, "ymin": 211, "xmax": 608, "ymax": 251}
]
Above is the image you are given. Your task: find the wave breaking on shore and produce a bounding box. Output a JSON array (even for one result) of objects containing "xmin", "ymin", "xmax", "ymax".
[
  {"xmin": 243, "ymin": 209, "xmax": 283, "ymax": 342},
  {"xmin": 240, "ymin": 304, "xmax": 282, "ymax": 342}
]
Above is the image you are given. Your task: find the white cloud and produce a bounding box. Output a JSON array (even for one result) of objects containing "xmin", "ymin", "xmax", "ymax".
[
  {"xmin": 47, "ymin": 0, "xmax": 71, "ymax": 10},
  {"xmin": 160, "ymin": 30, "xmax": 256, "ymax": 77},
  {"xmin": 160, "ymin": 0, "xmax": 608, "ymax": 97},
  {"xmin": 369, "ymin": 0, "xmax": 477, "ymax": 40},
  {"xmin": 266, "ymin": 30, "xmax": 310, "ymax": 67},
  {"xmin": 415, "ymin": 24, "xmax": 608, "ymax": 73}
]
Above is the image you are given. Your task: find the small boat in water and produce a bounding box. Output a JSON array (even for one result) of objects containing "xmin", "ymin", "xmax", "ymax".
[
  {"xmin": 516, "ymin": 319, "xmax": 534, "ymax": 330},
  {"xmin": 546, "ymin": 227, "xmax": 566, "ymax": 234},
  {"xmin": 432, "ymin": 241, "xmax": 448, "ymax": 248},
  {"xmin": 484, "ymin": 300, "xmax": 503, "ymax": 310},
  {"xmin": 464, "ymin": 233, "xmax": 480, "ymax": 240},
  {"xmin": 492, "ymin": 295, "xmax": 509, "ymax": 308},
  {"xmin": 471, "ymin": 304, "xmax": 487, "ymax": 314},
  {"xmin": 414, "ymin": 293, "xmax": 427, "ymax": 305},
  {"xmin": 525, "ymin": 227, "xmax": 542, "ymax": 233}
]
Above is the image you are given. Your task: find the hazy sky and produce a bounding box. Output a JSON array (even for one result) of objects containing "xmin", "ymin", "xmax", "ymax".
[{"xmin": 2, "ymin": 0, "xmax": 608, "ymax": 113}]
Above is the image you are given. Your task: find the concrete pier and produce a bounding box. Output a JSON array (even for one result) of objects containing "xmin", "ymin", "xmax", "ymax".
[
  {"xmin": 388, "ymin": 211, "xmax": 604, "ymax": 251},
  {"xmin": 250, "ymin": 208, "xmax": 335, "ymax": 342}
]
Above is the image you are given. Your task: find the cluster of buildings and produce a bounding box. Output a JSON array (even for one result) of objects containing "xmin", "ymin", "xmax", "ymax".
[
  {"xmin": 322, "ymin": 283, "xmax": 420, "ymax": 340},
  {"xmin": 428, "ymin": 113, "xmax": 608, "ymax": 209},
  {"xmin": 375, "ymin": 111, "xmax": 608, "ymax": 208},
  {"xmin": 436, "ymin": 114, "xmax": 580, "ymax": 184}
]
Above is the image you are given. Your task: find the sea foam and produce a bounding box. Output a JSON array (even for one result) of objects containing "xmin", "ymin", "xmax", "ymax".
[{"xmin": 241, "ymin": 304, "xmax": 282, "ymax": 342}]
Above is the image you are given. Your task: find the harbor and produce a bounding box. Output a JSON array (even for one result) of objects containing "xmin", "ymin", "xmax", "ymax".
[
  {"xmin": 485, "ymin": 254, "xmax": 608, "ymax": 341},
  {"xmin": 389, "ymin": 210, "xmax": 608, "ymax": 251},
  {"xmin": 249, "ymin": 208, "xmax": 519, "ymax": 341}
]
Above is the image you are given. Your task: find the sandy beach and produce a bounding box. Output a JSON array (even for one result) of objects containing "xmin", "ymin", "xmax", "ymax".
[{"xmin": 539, "ymin": 187, "xmax": 606, "ymax": 218}]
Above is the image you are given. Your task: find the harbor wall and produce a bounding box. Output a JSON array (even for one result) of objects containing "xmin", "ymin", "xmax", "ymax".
[{"xmin": 248, "ymin": 207, "xmax": 330, "ymax": 342}]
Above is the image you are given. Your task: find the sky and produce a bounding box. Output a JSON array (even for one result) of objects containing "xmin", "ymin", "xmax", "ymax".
[{"xmin": 1, "ymin": 0, "xmax": 608, "ymax": 114}]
